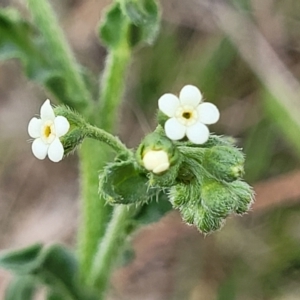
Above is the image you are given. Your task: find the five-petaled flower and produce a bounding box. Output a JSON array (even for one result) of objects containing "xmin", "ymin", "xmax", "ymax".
[
  {"xmin": 28, "ymin": 100, "xmax": 70, "ymax": 162},
  {"xmin": 158, "ymin": 85, "xmax": 220, "ymax": 144}
]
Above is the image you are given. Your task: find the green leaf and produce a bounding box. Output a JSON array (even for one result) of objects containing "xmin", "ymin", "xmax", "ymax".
[
  {"xmin": 0, "ymin": 244, "xmax": 42, "ymax": 273},
  {"xmin": 99, "ymin": 0, "xmax": 160, "ymax": 49},
  {"xmin": 38, "ymin": 245, "xmax": 79, "ymax": 298},
  {"xmin": 100, "ymin": 159, "xmax": 156, "ymax": 204},
  {"xmin": 124, "ymin": 0, "xmax": 160, "ymax": 46},
  {"xmin": 47, "ymin": 290, "xmax": 63, "ymax": 300},
  {"xmin": 0, "ymin": 8, "xmax": 89, "ymax": 111},
  {"xmin": 99, "ymin": 3, "xmax": 128, "ymax": 49},
  {"xmin": 133, "ymin": 193, "xmax": 172, "ymax": 225},
  {"xmin": 0, "ymin": 244, "xmax": 98, "ymax": 300},
  {"xmin": 5, "ymin": 276, "xmax": 37, "ymax": 300},
  {"xmin": 37, "ymin": 245, "xmax": 97, "ymax": 300}
]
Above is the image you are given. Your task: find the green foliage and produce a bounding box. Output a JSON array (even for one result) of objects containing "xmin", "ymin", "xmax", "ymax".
[
  {"xmin": 122, "ymin": 0, "xmax": 160, "ymax": 46},
  {"xmin": 0, "ymin": 8, "xmax": 89, "ymax": 111},
  {"xmin": 99, "ymin": 3, "xmax": 128, "ymax": 49},
  {"xmin": 99, "ymin": 0, "xmax": 160, "ymax": 50},
  {"xmin": 0, "ymin": 244, "xmax": 97, "ymax": 300},
  {"xmin": 5, "ymin": 276, "xmax": 37, "ymax": 300},
  {"xmin": 99, "ymin": 159, "xmax": 156, "ymax": 204},
  {"xmin": 0, "ymin": 244, "xmax": 43, "ymax": 273},
  {"xmin": 105, "ymin": 128, "xmax": 254, "ymax": 234}
]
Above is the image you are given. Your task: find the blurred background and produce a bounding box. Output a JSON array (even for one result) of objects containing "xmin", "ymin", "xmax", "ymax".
[{"xmin": 1, "ymin": 0, "xmax": 300, "ymax": 299}]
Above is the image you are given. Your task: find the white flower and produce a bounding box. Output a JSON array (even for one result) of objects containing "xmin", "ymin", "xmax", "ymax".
[
  {"xmin": 143, "ymin": 150, "xmax": 170, "ymax": 174},
  {"xmin": 158, "ymin": 85, "xmax": 220, "ymax": 144},
  {"xmin": 28, "ymin": 99, "xmax": 70, "ymax": 162}
]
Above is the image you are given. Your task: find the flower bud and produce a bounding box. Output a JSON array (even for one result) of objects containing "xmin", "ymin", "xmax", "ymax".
[
  {"xmin": 142, "ymin": 150, "xmax": 170, "ymax": 174},
  {"xmin": 169, "ymin": 181, "xmax": 201, "ymax": 208},
  {"xmin": 202, "ymin": 146, "xmax": 245, "ymax": 182},
  {"xmin": 193, "ymin": 206, "xmax": 225, "ymax": 234},
  {"xmin": 229, "ymin": 181, "xmax": 254, "ymax": 214},
  {"xmin": 136, "ymin": 131, "xmax": 181, "ymax": 187},
  {"xmin": 201, "ymin": 179, "xmax": 235, "ymax": 218}
]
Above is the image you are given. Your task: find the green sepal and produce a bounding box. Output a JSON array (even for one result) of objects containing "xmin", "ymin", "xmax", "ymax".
[
  {"xmin": 176, "ymin": 134, "xmax": 236, "ymax": 149},
  {"xmin": 54, "ymin": 106, "xmax": 87, "ymax": 155},
  {"xmin": 203, "ymin": 145, "xmax": 245, "ymax": 182},
  {"xmin": 99, "ymin": 159, "xmax": 156, "ymax": 205},
  {"xmin": 5, "ymin": 276, "xmax": 37, "ymax": 300}
]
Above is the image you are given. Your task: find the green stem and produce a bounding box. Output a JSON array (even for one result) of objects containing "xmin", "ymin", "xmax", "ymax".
[
  {"xmin": 98, "ymin": 46, "xmax": 131, "ymax": 129},
  {"xmin": 85, "ymin": 124, "xmax": 131, "ymax": 155},
  {"xmin": 88, "ymin": 205, "xmax": 134, "ymax": 297},
  {"xmin": 78, "ymin": 18, "xmax": 132, "ymax": 281},
  {"xmin": 78, "ymin": 140, "xmax": 112, "ymax": 282},
  {"xmin": 26, "ymin": 0, "xmax": 92, "ymax": 113}
]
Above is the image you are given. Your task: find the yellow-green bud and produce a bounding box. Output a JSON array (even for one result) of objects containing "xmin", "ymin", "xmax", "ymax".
[
  {"xmin": 194, "ymin": 206, "xmax": 225, "ymax": 234},
  {"xmin": 229, "ymin": 181, "xmax": 254, "ymax": 214},
  {"xmin": 203, "ymin": 146, "xmax": 245, "ymax": 182},
  {"xmin": 201, "ymin": 179, "xmax": 235, "ymax": 218}
]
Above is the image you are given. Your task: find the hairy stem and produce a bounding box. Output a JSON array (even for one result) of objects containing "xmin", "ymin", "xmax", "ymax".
[
  {"xmin": 78, "ymin": 18, "xmax": 132, "ymax": 281},
  {"xmin": 88, "ymin": 205, "xmax": 134, "ymax": 296},
  {"xmin": 85, "ymin": 124, "xmax": 131, "ymax": 156},
  {"xmin": 98, "ymin": 46, "xmax": 131, "ymax": 130}
]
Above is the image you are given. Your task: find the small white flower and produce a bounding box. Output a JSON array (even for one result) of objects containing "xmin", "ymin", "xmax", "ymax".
[
  {"xmin": 158, "ymin": 85, "xmax": 220, "ymax": 144},
  {"xmin": 143, "ymin": 150, "xmax": 170, "ymax": 174},
  {"xmin": 28, "ymin": 99, "xmax": 70, "ymax": 162}
]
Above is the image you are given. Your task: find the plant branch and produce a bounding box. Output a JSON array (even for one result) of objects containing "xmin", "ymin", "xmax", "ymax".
[{"xmin": 88, "ymin": 205, "xmax": 134, "ymax": 297}]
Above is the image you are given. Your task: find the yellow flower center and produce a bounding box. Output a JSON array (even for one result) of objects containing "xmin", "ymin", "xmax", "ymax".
[
  {"xmin": 175, "ymin": 105, "xmax": 198, "ymax": 126},
  {"xmin": 41, "ymin": 120, "xmax": 56, "ymax": 144}
]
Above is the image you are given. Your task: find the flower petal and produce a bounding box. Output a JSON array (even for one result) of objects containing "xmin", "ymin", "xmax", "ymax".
[
  {"xmin": 40, "ymin": 99, "xmax": 55, "ymax": 121},
  {"xmin": 158, "ymin": 93, "xmax": 180, "ymax": 117},
  {"xmin": 48, "ymin": 138, "xmax": 64, "ymax": 162},
  {"xmin": 164, "ymin": 118, "xmax": 186, "ymax": 140},
  {"xmin": 186, "ymin": 122, "xmax": 210, "ymax": 144},
  {"xmin": 153, "ymin": 163, "xmax": 170, "ymax": 174},
  {"xmin": 197, "ymin": 102, "xmax": 220, "ymax": 124},
  {"xmin": 179, "ymin": 85, "xmax": 202, "ymax": 107},
  {"xmin": 54, "ymin": 116, "xmax": 70, "ymax": 137},
  {"xmin": 28, "ymin": 117, "xmax": 42, "ymax": 138},
  {"xmin": 32, "ymin": 138, "xmax": 48, "ymax": 160}
]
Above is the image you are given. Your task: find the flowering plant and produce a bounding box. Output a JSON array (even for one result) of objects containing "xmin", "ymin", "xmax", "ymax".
[{"xmin": 0, "ymin": 0, "xmax": 254, "ymax": 299}]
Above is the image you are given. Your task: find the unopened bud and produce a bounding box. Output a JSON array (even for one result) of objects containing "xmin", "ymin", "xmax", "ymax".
[
  {"xmin": 143, "ymin": 150, "xmax": 170, "ymax": 174},
  {"xmin": 203, "ymin": 146, "xmax": 245, "ymax": 182}
]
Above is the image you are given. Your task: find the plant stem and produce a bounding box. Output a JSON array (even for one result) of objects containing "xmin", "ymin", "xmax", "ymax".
[
  {"xmin": 78, "ymin": 17, "xmax": 132, "ymax": 281},
  {"xmin": 98, "ymin": 46, "xmax": 131, "ymax": 130},
  {"xmin": 78, "ymin": 140, "xmax": 112, "ymax": 282},
  {"xmin": 85, "ymin": 124, "xmax": 131, "ymax": 156},
  {"xmin": 26, "ymin": 0, "xmax": 92, "ymax": 113},
  {"xmin": 88, "ymin": 205, "xmax": 134, "ymax": 297}
]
